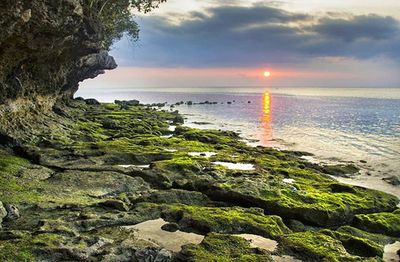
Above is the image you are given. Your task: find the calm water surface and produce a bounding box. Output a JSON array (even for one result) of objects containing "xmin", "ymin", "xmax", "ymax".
[{"xmin": 76, "ymin": 87, "xmax": 400, "ymax": 197}]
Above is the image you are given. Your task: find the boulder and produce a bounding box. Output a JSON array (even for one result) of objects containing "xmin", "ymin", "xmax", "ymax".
[
  {"xmin": 84, "ymin": 98, "xmax": 100, "ymax": 105},
  {"xmin": 161, "ymin": 222, "xmax": 180, "ymax": 232},
  {"xmin": 172, "ymin": 115, "xmax": 184, "ymax": 125},
  {"xmin": 98, "ymin": 199, "xmax": 129, "ymax": 212},
  {"xmin": 5, "ymin": 204, "xmax": 20, "ymax": 221},
  {"xmin": 135, "ymin": 248, "xmax": 172, "ymax": 262},
  {"xmin": 382, "ymin": 175, "xmax": 400, "ymax": 186}
]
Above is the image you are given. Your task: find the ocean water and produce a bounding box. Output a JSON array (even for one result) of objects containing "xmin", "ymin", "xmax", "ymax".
[{"xmin": 76, "ymin": 87, "xmax": 400, "ymax": 197}]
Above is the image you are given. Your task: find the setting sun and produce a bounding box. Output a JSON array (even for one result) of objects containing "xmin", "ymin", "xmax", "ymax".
[{"xmin": 264, "ymin": 71, "xmax": 271, "ymax": 78}]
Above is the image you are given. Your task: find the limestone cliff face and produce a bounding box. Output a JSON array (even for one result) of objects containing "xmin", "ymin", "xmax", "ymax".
[{"xmin": 0, "ymin": 0, "xmax": 117, "ymax": 143}]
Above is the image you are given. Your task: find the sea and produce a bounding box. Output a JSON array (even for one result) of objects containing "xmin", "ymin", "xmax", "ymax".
[{"xmin": 76, "ymin": 86, "xmax": 400, "ymax": 198}]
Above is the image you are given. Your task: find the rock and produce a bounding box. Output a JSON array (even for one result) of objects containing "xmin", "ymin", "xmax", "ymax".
[
  {"xmin": 5, "ymin": 204, "xmax": 20, "ymax": 221},
  {"xmin": 0, "ymin": 202, "xmax": 7, "ymax": 227},
  {"xmin": 115, "ymin": 100, "xmax": 140, "ymax": 106},
  {"xmin": 187, "ymin": 101, "xmax": 193, "ymax": 105},
  {"xmin": 161, "ymin": 223, "xmax": 179, "ymax": 232},
  {"xmin": 352, "ymin": 210, "xmax": 400, "ymax": 237},
  {"xmin": 99, "ymin": 199, "xmax": 129, "ymax": 211},
  {"xmin": 287, "ymin": 219, "xmax": 306, "ymax": 232},
  {"xmin": 17, "ymin": 166, "xmax": 54, "ymax": 180},
  {"xmin": 102, "ymin": 118, "xmax": 119, "ymax": 129},
  {"xmin": 85, "ymin": 98, "xmax": 101, "ymax": 105},
  {"xmin": 382, "ymin": 175, "xmax": 400, "ymax": 186},
  {"xmin": 178, "ymin": 234, "xmax": 273, "ymax": 261},
  {"xmin": 172, "ymin": 115, "xmax": 184, "ymax": 125},
  {"xmin": 135, "ymin": 248, "xmax": 172, "ymax": 262},
  {"xmin": 0, "ymin": 230, "xmax": 27, "ymax": 240},
  {"xmin": 21, "ymin": 9, "xmax": 32, "ymax": 23},
  {"xmin": 322, "ymin": 164, "xmax": 359, "ymax": 177},
  {"xmin": 134, "ymin": 190, "xmax": 210, "ymax": 206}
]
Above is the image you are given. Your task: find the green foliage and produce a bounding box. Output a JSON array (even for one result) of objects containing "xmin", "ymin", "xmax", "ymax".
[{"xmin": 84, "ymin": 0, "xmax": 166, "ymax": 48}]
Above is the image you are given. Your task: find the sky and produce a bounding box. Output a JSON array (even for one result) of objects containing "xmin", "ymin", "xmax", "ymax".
[{"xmin": 81, "ymin": 0, "xmax": 400, "ymax": 89}]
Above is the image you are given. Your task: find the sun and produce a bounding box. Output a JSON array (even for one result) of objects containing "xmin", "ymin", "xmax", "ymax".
[{"xmin": 263, "ymin": 71, "xmax": 271, "ymax": 78}]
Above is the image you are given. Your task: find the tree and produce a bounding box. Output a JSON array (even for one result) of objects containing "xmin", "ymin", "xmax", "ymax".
[{"xmin": 85, "ymin": 0, "xmax": 167, "ymax": 48}]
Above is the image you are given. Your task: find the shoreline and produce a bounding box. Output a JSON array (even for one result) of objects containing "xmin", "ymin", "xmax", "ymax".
[{"xmin": 1, "ymin": 98, "xmax": 399, "ymax": 261}]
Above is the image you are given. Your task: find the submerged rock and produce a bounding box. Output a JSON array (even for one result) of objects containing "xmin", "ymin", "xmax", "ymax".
[{"xmin": 382, "ymin": 175, "xmax": 400, "ymax": 186}]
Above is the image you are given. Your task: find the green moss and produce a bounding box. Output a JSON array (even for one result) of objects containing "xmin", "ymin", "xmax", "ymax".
[
  {"xmin": 179, "ymin": 233, "xmax": 273, "ymax": 262},
  {"xmin": 32, "ymin": 233, "xmax": 65, "ymax": 248},
  {"xmin": 0, "ymin": 237, "xmax": 36, "ymax": 262},
  {"xmin": 217, "ymin": 166, "xmax": 398, "ymax": 226},
  {"xmin": 0, "ymin": 150, "xmax": 30, "ymax": 174},
  {"xmin": 336, "ymin": 226, "xmax": 393, "ymax": 245},
  {"xmin": 281, "ymin": 231, "xmax": 369, "ymax": 262},
  {"xmin": 322, "ymin": 164, "xmax": 360, "ymax": 176},
  {"xmin": 353, "ymin": 210, "xmax": 400, "ymax": 237},
  {"xmin": 175, "ymin": 126, "xmax": 243, "ymax": 147},
  {"xmin": 320, "ymin": 229, "xmax": 383, "ymax": 258},
  {"xmin": 161, "ymin": 204, "xmax": 291, "ymax": 239}
]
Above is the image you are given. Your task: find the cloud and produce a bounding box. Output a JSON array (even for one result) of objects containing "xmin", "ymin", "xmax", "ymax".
[
  {"xmin": 314, "ymin": 15, "xmax": 400, "ymax": 41},
  {"xmin": 111, "ymin": 3, "xmax": 400, "ymax": 67}
]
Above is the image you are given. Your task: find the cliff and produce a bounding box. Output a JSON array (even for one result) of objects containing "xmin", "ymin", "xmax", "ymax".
[{"xmin": 0, "ymin": 0, "xmax": 122, "ymax": 144}]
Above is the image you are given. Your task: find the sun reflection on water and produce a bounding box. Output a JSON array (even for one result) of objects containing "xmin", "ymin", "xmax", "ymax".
[{"xmin": 261, "ymin": 91, "xmax": 273, "ymax": 144}]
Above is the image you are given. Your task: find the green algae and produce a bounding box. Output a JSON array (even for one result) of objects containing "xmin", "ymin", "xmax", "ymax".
[
  {"xmin": 0, "ymin": 150, "xmax": 30, "ymax": 174},
  {"xmin": 353, "ymin": 210, "xmax": 400, "ymax": 237},
  {"xmin": 178, "ymin": 233, "xmax": 274, "ymax": 261},
  {"xmin": 281, "ymin": 231, "xmax": 383, "ymax": 262},
  {"xmin": 1, "ymin": 100, "xmax": 399, "ymax": 261},
  {"xmin": 320, "ymin": 229, "xmax": 383, "ymax": 257},
  {"xmin": 0, "ymin": 238, "xmax": 36, "ymax": 262},
  {"xmin": 215, "ymin": 166, "xmax": 398, "ymax": 226},
  {"xmin": 157, "ymin": 204, "xmax": 291, "ymax": 239}
]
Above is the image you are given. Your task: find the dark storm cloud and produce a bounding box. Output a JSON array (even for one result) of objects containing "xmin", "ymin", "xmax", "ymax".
[
  {"xmin": 113, "ymin": 4, "xmax": 400, "ymax": 67},
  {"xmin": 314, "ymin": 15, "xmax": 400, "ymax": 42}
]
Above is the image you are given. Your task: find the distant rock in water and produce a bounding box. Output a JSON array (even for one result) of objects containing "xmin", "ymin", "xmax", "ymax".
[
  {"xmin": 84, "ymin": 98, "xmax": 100, "ymax": 105},
  {"xmin": 322, "ymin": 164, "xmax": 360, "ymax": 178},
  {"xmin": 115, "ymin": 100, "xmax": 140, "ymax": 106},
  {"xmin": 383, "ymin": 176, "xmax": 400, "ymax": 186}
]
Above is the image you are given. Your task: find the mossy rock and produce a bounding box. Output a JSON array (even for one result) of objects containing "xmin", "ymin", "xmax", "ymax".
[
  {"xmin": 322, "ymin": 164, "xmax": 360, "ymax": 177},
  {"xmin": 210, "ymin": 168, "xmax": 398, "ymax": 227},
  {"xmin": 352, "ymin": 210, "xmax": 400, "ymax": 237},
  {"xmin": 160, "ymin": 204, "xmax": 291, "ymax": 239},
  {"xmin": 336, "ymin": 226, "xmax": 393, "ymax": 245},
  {"xmin": 280, "ymin": 231, "xmax": 383, "ymax": 262},
  {"xmin": 177, "ymin": 233, "xmax": 274, "ymax": 261},
  {"xmin": 320, "ymin": 229, "xmax": 384, "ymax": 258}
]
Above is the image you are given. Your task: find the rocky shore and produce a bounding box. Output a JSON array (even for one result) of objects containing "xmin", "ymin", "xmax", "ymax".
[
  {"xmin": 0, "ymin": 99, "xmax": 399, "ymax": 261},
  {"xmin": 0, "ymin": 1, "xmax": 399, "ymax": 261}
]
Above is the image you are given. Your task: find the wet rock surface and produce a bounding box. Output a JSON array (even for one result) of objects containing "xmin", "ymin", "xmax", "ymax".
[{"xmin": 0, "ymin": 101, "xmax": 398, "ymax": 261}]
